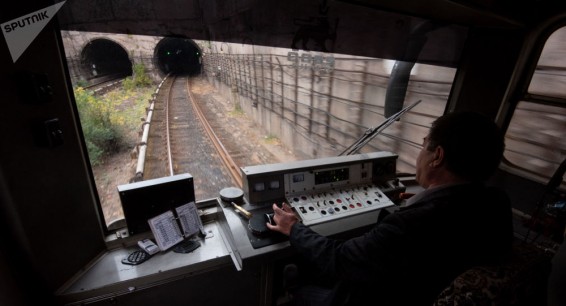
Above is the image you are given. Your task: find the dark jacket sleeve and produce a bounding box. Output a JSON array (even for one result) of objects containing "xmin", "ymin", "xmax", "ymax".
[{"xmin": 289, "ymin": 214, "xmax": 409, "ymax": 282}]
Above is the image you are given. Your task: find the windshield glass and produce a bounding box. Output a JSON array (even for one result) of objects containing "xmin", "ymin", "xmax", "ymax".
[{"xmin": 58, "ymin": 1, "xmax": 466, "ymax": 229}]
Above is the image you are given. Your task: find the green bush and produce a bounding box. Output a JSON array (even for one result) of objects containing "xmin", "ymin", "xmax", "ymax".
[
  {"xmin": 123, "ymin": 63, "xmax": 152, "ymax": 91},
  {"xmin": 74, "ymin": 87, "xmax": 121, "ymax": 166},
  {"xmin": 84, "ymin": 139, "xmax": 104, "ymax": 165},
  {"xmin": 122, "ymin": 77, "xmax": 135, "ymax": 91},
  {"xmin": 73, "ymin": 69, "xmax": 153, "ymax": 166},
  {"xmin": 75, "ymin": 79, "xmax": 89, "ymax": 88}
]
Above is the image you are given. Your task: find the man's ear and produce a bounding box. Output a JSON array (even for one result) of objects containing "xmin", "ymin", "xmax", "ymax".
[{"xmin": 431, "ymin": 146, "xmax": 445, "ymax": 167}]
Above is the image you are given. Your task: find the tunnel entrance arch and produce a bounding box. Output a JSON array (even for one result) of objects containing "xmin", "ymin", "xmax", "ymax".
[
  {"xmin": 80, "ymin": 39, "xmax": 132, "ymax": 80},
  {"xmin": 154, "ymin": 37, "xmax": 202, "ymax": 75}
]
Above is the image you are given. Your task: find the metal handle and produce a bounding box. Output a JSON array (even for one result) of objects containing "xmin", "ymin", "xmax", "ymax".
[{"xmin": 231, "ymin": 202, "xmax": 252, "ymax": 219}]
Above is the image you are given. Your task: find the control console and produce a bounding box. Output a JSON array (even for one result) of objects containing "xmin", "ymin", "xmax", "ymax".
[{"xmin": 241, "ymin": 152, "xmax": 405, "ymax": 232}]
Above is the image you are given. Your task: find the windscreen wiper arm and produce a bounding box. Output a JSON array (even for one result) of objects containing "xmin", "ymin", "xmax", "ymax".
[{"xmin": 339, "ymin": 99, "xmax": 422, "ymax": 156}]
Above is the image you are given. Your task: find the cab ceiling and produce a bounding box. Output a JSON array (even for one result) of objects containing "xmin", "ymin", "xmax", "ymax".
[{"xmin": 55, "ymin": 0, "xmax": 566, "ymax": 67}]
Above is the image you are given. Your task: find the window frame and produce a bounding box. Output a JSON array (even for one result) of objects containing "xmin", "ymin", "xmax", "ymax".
[{"xmin": 497, "ymin": 17, "xmax": 566, "ymax": 188}]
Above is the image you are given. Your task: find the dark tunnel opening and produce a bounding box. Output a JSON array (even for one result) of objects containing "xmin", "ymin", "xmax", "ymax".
[
  {"xmin": 80, "ymin": 39, "xmax": 133, "ymax": 80},
  {"xmin": 155, "ymin": 38, "xmax": 202, "ymax": 75}
]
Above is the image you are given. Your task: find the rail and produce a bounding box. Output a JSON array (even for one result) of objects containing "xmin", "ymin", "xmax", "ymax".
[
  {"xmin": 133, "ymin": 75, "xmax": 241, "ymax": 188},
  {"xmin": 84, "ymin": 73, "xmax": 127, "ymax": 96},
  {"xmin": 186, "ymin": 78, "xmax": 243, "ymax": 188},
  {"xmin": 165, "ymin": 77, "xmax": 175, "ymax": 176},
  {"xmin": 133, "ymin": 73, "xmax": 171, "ymax": 182}
]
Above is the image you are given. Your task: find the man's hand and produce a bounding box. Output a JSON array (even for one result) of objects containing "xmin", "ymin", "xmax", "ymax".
[{"xmin": 266, "ymin": 203, "xmax": 298, "ymax": 236}]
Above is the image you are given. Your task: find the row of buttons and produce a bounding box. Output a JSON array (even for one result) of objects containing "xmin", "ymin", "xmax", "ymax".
[{"xmin": 287, "ymin": 185, "xmax": 393, "ymax": 225}]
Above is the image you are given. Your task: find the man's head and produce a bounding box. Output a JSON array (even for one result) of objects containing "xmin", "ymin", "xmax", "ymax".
[{"xmin": 415, "ymin": 111, "xmax": 505, "ymax": 188}]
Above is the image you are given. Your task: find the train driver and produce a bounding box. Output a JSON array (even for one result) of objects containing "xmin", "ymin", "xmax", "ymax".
[{"xmin": 267, "ymin": 111, "xmax": 513, "ymax": 306}]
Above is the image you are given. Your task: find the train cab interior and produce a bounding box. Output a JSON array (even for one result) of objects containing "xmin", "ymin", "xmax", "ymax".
[{"xmin": 1, "ymin": 0, "xmax": 566, "ymax": 305}]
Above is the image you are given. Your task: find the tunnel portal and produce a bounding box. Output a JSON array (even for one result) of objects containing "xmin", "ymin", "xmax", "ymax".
[
  {"xmin": 81, "ymin": 39, "xmax": 132, "ymax": 80},
  {"xmin": 155, "ymin": 38, "xmax": 202, "ymax": 75}
]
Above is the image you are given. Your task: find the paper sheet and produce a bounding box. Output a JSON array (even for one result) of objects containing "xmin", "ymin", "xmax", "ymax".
[
  {"xmin": 176, "ymin": 202, "xmax": 205, "ymax": 237},
  {"xmin": 148, "ymin": 210, "xmax": 183, "ymax": 251}
]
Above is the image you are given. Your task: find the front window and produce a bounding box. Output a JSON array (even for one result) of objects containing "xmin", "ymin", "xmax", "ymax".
[{"xmin": 58, "ymin": 3, "xmax": 466, "ymax": 232}]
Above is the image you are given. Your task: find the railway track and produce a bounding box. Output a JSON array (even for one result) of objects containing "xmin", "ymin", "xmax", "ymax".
[
  {"xmin": 186, "ymin": 79, "xmax": 243, "ymax": 187},
  {"xmin": 84, "ymin": 73, "xmax": 127, "ymax": 95},
  {"xmin": 142, "ymin": 75, "xmax": 240, "ymax": 200}
]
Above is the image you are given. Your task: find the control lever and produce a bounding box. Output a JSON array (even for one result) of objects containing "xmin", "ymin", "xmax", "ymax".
[{"xmin": 231, "ymin": 201, "xmax": 252, "ymax": 219}]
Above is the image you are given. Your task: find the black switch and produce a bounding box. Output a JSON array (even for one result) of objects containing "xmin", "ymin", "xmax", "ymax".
[
  {"xmin": 17, "ymin": 72, "xmax": 53, "ymax": 104},
  {"xmin": 45, "ymin": 119, "xmax": 64, "ymax": 147},
  {"xmin": 33, "ymin": 118, "xmax": 63, "ymax": 148}
]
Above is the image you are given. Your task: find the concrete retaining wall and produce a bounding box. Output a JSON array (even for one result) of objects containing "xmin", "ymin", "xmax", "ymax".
[{"xmin": 202, "ymin": 41, "xmax": 456, "ymax": 173}]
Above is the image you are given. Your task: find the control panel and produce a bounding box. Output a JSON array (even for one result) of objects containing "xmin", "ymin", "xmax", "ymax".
[
  {"xmin": 241, "ymin": 152, "xmax": 405, "ymax": 228},
  {"xmin": 286, "ymin": 183, "xmax": 394, "ymax": 226}
]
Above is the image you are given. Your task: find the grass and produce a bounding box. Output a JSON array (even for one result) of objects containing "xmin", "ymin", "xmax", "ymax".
[
  {"xmin": 228, "ymin": 107, "xmax": 245, "ymax": 117},
  {"xmin": 264, "ymin": 134, "xmax": 279, "ymax": 144}
]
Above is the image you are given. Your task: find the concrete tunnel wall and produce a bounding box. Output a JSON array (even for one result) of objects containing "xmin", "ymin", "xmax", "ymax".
[
  {"xmin": 154, "ymin": 37, "xmax": 202, "ymax": 75},
  {"xmin": 200, "ymin": 41, "xmax": 455, "ymax": 173},
  {"xmin": 61, "ymin": 31, "xmax": 206, "ymax": 84},
  {"xmin": 80, "ymin": 38, "xmax": 133, "ymax": 79}
]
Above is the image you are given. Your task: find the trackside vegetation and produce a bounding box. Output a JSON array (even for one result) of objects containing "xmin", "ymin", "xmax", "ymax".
[{"xmin": 73, "ymin": 63, "xmax": 154, "ymax": 165}]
